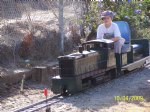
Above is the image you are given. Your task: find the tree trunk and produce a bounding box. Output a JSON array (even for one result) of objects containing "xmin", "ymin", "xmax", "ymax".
[{"xmin": 59, "ymin": 0, "xmax": 64, "ymax": 55}]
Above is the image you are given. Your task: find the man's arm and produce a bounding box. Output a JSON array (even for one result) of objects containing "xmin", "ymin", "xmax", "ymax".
[
  {"xmin": 111, "ymin": 24, "xmax": 121, "ymax": 42},
  {"xmin": 96, "ymin": 25, "xmax": 103, "ymax": 40}
]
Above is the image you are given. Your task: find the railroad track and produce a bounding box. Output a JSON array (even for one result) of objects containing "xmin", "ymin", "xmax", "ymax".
[
  {"xmin": 13, "ymin": 57, "xmax": 150, "ymax": 112},
  {"xmin": 13, "ymin": 94, "xmax": 64, "ymax": 112}
]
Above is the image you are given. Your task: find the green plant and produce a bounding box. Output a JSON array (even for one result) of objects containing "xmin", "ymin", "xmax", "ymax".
[{"xmin": 77, "ymin": 1, "xmax": 150, "ymax": 40}]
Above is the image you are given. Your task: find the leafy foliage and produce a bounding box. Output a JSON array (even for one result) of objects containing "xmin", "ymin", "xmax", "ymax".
[{"xmin": 79, "ymin": 1, "xmax": 150, "ymax": 40}]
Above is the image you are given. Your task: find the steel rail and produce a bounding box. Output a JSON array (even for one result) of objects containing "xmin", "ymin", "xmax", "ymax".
[{"xmin": 13, "ymin": 94, "xmax": 64, "ymax": 112}]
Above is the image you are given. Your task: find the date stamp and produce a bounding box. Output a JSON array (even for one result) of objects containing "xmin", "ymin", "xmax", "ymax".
[{"xmin": 114, "ymin": 95, "xmax": 144, "ymax": 101}]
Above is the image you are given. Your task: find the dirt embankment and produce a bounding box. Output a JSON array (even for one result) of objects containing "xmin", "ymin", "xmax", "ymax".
[
  {"xmin": 0, "ymin": 1, "xmax": 82, "ymax": 68},
  {"xmin": 0, "ymin": 21, "xmax": 81, "ymax": 68}
]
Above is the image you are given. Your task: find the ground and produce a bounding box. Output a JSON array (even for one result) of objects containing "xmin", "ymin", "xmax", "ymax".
[
  {"xmin": 50, "ymin": 66, "xmax": 150, "ymax": 112},
  {"xmin": 0, "ymin": 81, "xmax": 53, "ymax": 112},
  {"xmin": 0, "ymin": 65, "xmax": 150, "ymax": 112}
]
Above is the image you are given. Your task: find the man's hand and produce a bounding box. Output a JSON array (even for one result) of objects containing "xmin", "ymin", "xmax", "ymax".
[{"xmin": 111, "ymin": 37, "xmax": 120, "ymax": 42}]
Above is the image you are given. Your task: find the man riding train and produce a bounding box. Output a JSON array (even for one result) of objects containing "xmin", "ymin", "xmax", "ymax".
[{"xmin": 96, "ymin": 10, "xmax": 125, "ymax": 73}]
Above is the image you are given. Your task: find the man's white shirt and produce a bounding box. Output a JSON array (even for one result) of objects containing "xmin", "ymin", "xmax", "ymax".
[
  {"xmin": 96, "ymin": 22, "xmax": 125, "ymax": 44},
  {"xmin": 97, "ymin": 22, "xmax": 120, "ymax": 39}
]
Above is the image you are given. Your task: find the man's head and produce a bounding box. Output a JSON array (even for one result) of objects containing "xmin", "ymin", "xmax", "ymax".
[{"xmin": 101, "ymin": 10, "xmax": 114, "ymax": 25}]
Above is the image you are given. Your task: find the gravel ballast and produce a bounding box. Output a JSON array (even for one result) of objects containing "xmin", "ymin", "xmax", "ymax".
[
  {"xmin": 0, "ymin": 66, "xmax": 150, "ymax": 112},
  {"xmin": 50, "ymin": 66, "xmax": 150, "ymax": 112}
]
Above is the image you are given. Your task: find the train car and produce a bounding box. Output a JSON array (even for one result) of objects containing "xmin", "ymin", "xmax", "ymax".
[{"xmin": 51, "ymin": 21, "xmax": 150, "ymax": 94}]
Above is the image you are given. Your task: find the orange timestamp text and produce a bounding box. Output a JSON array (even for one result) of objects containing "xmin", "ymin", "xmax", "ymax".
[{"xmin": 114, "ymin": 95, "xmax": 144, "ymax": 101}]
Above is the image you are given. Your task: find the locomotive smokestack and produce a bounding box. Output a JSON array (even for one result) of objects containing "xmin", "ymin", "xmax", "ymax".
[{"xmin": 79, "ymin": 46, "xmax": 84, "ymax": 53}]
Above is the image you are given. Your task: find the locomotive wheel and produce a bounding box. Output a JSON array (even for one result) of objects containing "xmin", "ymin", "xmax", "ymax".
[
  {"xmin": 46, "ymin": 107, "xmax": 51, "ymax": 112},
  {"xmin": 62, "ymin": 85, "xmax": 68, "ymax": 96},
  {"xmin": 139, "ymin": 64, "xmax": 145, "ymax": 71},
  {"xmin": 109, "ymin": 68, "xmax": 117, "ymax": 79},
  {"xmin": 91, "ymin": 78, "xmax": 97, "ymax": 86}
]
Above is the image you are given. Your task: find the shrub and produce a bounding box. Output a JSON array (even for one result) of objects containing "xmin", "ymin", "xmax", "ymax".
[{"xmin": 77, "ymin": 1, "xmax": 150, "ymax": 40}]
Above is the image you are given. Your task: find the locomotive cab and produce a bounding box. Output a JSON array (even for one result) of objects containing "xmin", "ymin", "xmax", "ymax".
[{"xmin": 114, "ymin": 21, "xmax": 149, "ymax": 71}]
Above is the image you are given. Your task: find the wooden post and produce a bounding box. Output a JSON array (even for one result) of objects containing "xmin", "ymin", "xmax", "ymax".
[{"xmin": 32, "ymin": 66, "xmax": 48, "ymax": 84}]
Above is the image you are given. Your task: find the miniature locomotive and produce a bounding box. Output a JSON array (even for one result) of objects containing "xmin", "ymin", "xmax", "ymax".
[{"xmin": 51, "ymin": 21, "xmax": 149, "ymax": 94}]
